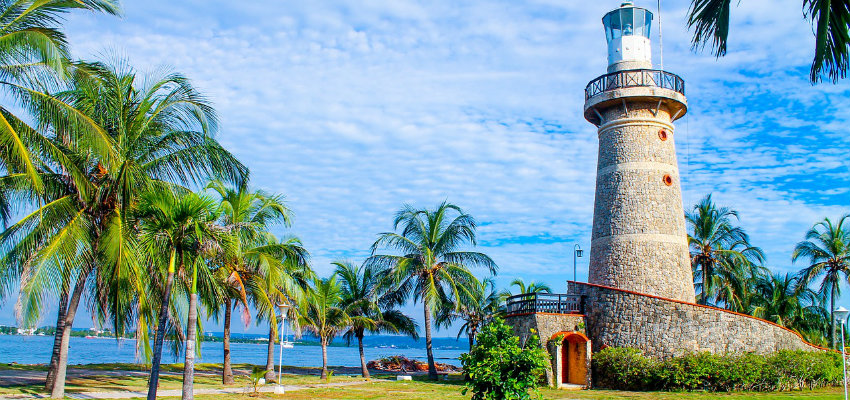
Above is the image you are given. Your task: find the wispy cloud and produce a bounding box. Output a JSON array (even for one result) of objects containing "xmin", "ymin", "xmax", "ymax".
[{"xmin": 2, "ymin": 0, "xmax": 847, "ymax": 334}]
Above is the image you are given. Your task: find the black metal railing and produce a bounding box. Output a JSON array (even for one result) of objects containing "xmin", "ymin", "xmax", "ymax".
[
  {"xmin": 585, "ymin": 69, "xmax": 685, "ymax": 100},
  {"xmin": 505, "ymin": 293, "xmax": 585, "ymax": 315}
]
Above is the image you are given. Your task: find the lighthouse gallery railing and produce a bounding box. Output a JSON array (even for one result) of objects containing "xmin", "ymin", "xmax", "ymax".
[
  {"xmin": 585, "ymin": 69, "xmax": 685, "ymax": 100},
  {"xmin": 505, "ymin": 293, "xmax": 585, "ymax": 315}
]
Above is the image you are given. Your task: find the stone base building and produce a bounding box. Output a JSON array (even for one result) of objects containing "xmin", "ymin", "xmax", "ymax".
[{"xmin": 505, "ymin": 281, "xmax": 826, "ymax": 389}]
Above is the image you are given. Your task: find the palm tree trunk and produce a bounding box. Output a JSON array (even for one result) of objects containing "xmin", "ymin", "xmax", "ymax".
[
  {"xmin": 423, "ymin": 302, "xmax": 437, "ymax": 380},
  {"xmin": 320, "ymin": 340, "xmax": 329, "ymax": 380},
  {"xmin": 222, "ymin": 297, "xmax": 234, "ymax": 385},
  {"xmin": 50, "ymin": 268, "xmax": 88, "ymax": 399},
  {"xmin": 357, "ymin": 332, "xmax": 369, "ymax": 378},
  {"xmin": 147, "ymin": 250, "xmax": 178, "ymax": 400},
  {"xmin": 264, "ymin": 325, "xmax": 276, "ymax": 382},
  {"xmin": 831, "ymin": 287, "xmax": 837, "ymax": 349},
  {"xmin": 181, "ymin": 290, "xmax": 198, "ymax": 400},
  {"xmin": 468, "ymin": 327, "xmax": 475, "ymax": 350},
  {"xmin": 45, "ymin": 285, "xmax": 69, "ymax": 392},
  {"xmin": 702, "ymin": 262, "xmax": 709, "ymax": 305}
]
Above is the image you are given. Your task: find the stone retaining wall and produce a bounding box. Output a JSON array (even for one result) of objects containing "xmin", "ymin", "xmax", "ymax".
[{"xmin": 567, "ymin": 281, "xmax": 823, "ymax": 359}]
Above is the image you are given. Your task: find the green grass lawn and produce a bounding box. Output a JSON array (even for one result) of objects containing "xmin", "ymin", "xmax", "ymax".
[{"xmin": 0, "ymin": 364, "xmax": 845, "ymax": 399}]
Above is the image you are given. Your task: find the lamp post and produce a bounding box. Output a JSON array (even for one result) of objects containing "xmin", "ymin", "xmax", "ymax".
[
  {"xmin": 573, "ymin": 244, "xmax": 583, "ymax": 283},
  {"xmin": 835, "ymin": 306, "xmax": 849, "ymax": 400},
  {"xmin": 275, "ymin": 302, "xmax": 291, "ymax": 395}
]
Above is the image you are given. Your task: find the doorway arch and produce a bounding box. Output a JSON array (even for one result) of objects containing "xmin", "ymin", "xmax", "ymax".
[{"xmin": 551, "ymin": 331, "xmax": 589, "ymax": 387}]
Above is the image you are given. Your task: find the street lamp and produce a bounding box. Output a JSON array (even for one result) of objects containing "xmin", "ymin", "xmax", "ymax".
[
  {"xmin": 573, "ymin": 244, "xmax": 584, "ymax": 283},
  {"xmin": 835, "ymin": 306, "xmax": 849, "ymax": 400},
  {"xmin": 275, "ymin": 302, "xmax": 291, "ymax": 395}
]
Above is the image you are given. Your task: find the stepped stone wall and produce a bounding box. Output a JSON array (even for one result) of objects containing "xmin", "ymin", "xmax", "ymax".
[{"xmin": 567, "ymin": 281, "xmax": 823, "ymax": 359}]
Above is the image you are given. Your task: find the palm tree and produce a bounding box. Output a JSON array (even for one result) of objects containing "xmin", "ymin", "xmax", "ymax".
[
  {"xmin": 793, "ymin": 215, "xmax": 850, "ymax": 349},
  {"xmin": 254, "ymin": 237, "xmax": 311, "ymax": 382},
  {"xmin": 137, "ymin": 190, "xmax": 232, "ymax": 400},
  {"xmin": 366, "ymin": 201, "xmax": 497, "ymax": 380},
  {"xmin": 296, "ymin": 276, "xmax": 350, "ymax": 380},
  {"xmin": 750, "ymin": 273, "xmax": 805, "ymax": 328},
  {"xmin": 686, "ymin": 194, "xmax": 764, "ymax": 306},
  {"xmin": 3, "ymin": 59, "xmax": 246, "ymax": 398},
  {"xmin": 0, "ymin": 2, "xmax": 120, "ymax": 396},
  {"xmin": 334, "ymin": 260, "xmax": 417, "ymax": 378},
  {"xmin": 438, "ymin": 276, "xmax": 500, "ymax": 350},
  {"xmin": 0, "ymin": 0, "xmax": 120, "ymax": 219},
  {"xmin": 205, "ymin": 179, "xmax": 303, "ymax": 384},
  {"xmin": 687, "ymin": 0, "xmax": 850, "ymax": 82},
  {"xmin": 499, "ymin": 278, "xmax": 551, "ymax": 301}
]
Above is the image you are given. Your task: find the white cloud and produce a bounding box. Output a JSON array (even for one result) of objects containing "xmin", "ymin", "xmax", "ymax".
[{"xmin": 3, "ymin": 0, "xmax": 844, "ymax": 334}]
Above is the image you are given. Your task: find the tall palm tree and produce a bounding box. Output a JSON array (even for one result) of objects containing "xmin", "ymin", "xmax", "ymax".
[
  {"xmin": 0, "ymin": 2, "xmax": 120, "ymax": 396},
  {"xmin": 793, "ymin": 215, "xmax": 850, "ymax": 349},
  {"xmin": 687, "ymin": 0, "xmax": 850, "ymax": 82},
  {"xmin": 137, "ymin": 190, "xmax": 231, "ymax": 400},
  {"xmin": 3, "ymin": 59, "xmax": 244, "ymax": 398},
  {"xmin": 438, "ymin": 276, "xmax": 500, "ymax": 350},
  {"xmin": 205, "ymin": 179, "xmax": 303, "ymax": 384},
  {"xmin": 334, "ymin": 260, "xmax": 417, "ymax": 378},
  {"xmin": 366, "ymin": 202, "xmax": 497, "ymax": 380},
  {"xmin": 686, "ymin": 194, "xmax": 764, "ymax": 306},
  {"xmin": 296, "ymin": 276, "xmax": 350, "ymax": 380},
  {"xmin": 254, "ymin": 237, "xmax": 311, "ymax": 382}
]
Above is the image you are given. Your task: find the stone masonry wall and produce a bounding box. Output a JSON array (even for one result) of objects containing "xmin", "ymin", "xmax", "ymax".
[
  {"xmin": 506, "ymin": 313, "xmax": 588, "ymax": 387},
  {"xmin": 567, "ymin": 281, "xmax": 823, "ymax": 359},
  {"xmin": 587, "ymin": 99, "xmax": 694, "ymax": 302}
]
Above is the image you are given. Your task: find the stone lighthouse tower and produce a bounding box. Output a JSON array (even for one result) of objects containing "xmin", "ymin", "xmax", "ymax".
[{"xmin": 583, "ymin": 1, "xmax": 694, "ymax": 302}]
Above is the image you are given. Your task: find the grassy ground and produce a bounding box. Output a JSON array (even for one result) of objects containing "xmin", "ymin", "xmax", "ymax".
[
  {"xmin": 0, "ymin": 364, "xmax": 845, "ymax": 399},
  {"xmin": 186, "ymin": 377, "xmax": 847, "ymax": 400},
  {"xmin": 0, "ymin": 364, "xmax": 372, "ymax": 396}
]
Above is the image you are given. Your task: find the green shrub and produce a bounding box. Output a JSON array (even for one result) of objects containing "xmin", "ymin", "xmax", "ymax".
[
  {"xmin": 592, "ymin": 347, "xmax": 843, "ymax": 392},
  {"xmin": 460, "ymin": 318, "xmax": 549, "ymax": 400},
  {"xmin": 591, "ymin": 347, "xmax": 660, "ymax": 390}
]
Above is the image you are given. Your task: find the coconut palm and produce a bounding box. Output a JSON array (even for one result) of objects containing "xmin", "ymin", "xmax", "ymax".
[
  {"xmin": 205, "ymin": 179, "xmax": 305, "ymax": 384},
  {"xmin": 686, "ymin": 194, "xmax": 764, "ymax": 306},
  {"xmin": 793, "ymin": 215, "xmax": 850, "ymax": 349},
  {"xmin": 0, "ymin": 2, "xmax": 120, "ymax": 395},
  {"xmin": 366, "ymin": 202, "xmax": 497, "ymax": 380},
  {"xmin": 687, "ymin": 0, "xmax": 850, "ymax": 82},
  {"xmin": 2, "ymin": 58, "xmax": 245, "ymax": 398},
  {"xmin": 438, "ymin": 276, "xmax": 500, "ymax": 350},
  {"xmin": 334, "ymin": 260, "xmax": 418, "ymax": 378},
  {"xmin": 750, "ymin": 273, "xmax": 805, "ymax": 328},
  {"xmin": 296, "ymin": 276, "xmax": 350, "ymax": 380},
  {"xmin": 254, "ymin": 237, "xmax": 311, "ymax": 382},
  {"xmin": 137, "ymin": 190, "xmax": 233, "ymax": 400},
  {"xmin": 0, "ymin": 0, "xmax": 120, "ymax": 224},
  {"xmin": 499, "ymin": 278, "xmax": 551, "ymax": 301}
]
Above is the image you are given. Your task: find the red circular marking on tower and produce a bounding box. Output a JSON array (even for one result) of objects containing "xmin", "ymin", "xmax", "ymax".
[
  {"xmin": 663, "ymin": 174, "xmax": 673, "ymax": 186},
  {"xmin": 658, "ymin": 129, "xmax": 668, "ymax": 141}
]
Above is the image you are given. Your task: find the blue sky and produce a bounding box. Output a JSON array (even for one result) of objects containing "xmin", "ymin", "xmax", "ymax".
[{"xmin": 1, "ymin": 0, "xmax": 849, "ymax": 338}]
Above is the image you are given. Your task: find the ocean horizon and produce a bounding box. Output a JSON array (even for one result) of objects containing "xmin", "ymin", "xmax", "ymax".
[{"xmin": 0, "ymin": 334, "xmax": 467, "ymax": 368}]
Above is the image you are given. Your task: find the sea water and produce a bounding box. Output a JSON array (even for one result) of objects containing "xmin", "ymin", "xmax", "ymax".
[{"xmin": 0, "ymin": 334, "xmax": 466, "ymax": 367}]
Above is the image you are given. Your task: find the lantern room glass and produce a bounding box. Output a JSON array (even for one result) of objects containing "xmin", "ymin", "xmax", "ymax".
[{"xmin": 603, "ymin": 7, "xmax": 652, "ymax": 41}]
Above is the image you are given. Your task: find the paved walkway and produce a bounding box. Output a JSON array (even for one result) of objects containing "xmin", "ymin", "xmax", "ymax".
[{"xmin": 0, "ymin": 380, "xmax": 377, "ymax": 399}]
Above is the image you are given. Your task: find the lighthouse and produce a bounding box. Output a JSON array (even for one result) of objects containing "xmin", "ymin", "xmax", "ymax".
[{"xmin": 583, "ymin": 1, "xmax": 694, "ymax": 302}]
